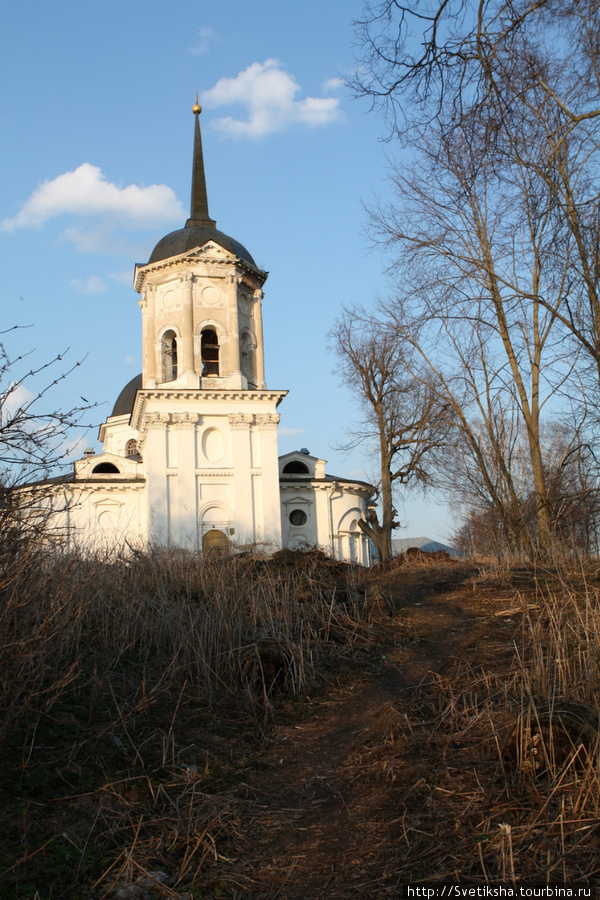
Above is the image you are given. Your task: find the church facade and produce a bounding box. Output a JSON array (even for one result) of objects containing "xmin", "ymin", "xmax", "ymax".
[{"xmin": 45, "ymin": 102, "xmax": 374, "ymax": 564}]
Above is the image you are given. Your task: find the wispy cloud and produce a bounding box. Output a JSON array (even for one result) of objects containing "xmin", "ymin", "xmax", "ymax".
[
  {"xmin": 2, "ymin": 382, "xmax": 35, "ymax": 423},
  {"xmin": 201, "ymin": 59, "xmax": 342, "ymax": 139},
  {"xmin": 58, "ymin": 225, "xmax": 154, "ymax": 258},
  {"xmin": 323, "ymin": 77, "xmax": 344, "ymax": 93},
  {"xmin": 70, "ymin": 276, "xmax": 107, "ymax": 295},
  {"xmin": 190, "ymin": 27, "xmax": 214, "ymax": 55},
  {"xmin": 2, "ymin": 163, "xmax": 184, "ymax": 232},
  {"xmin": 110, "ymin": 269, "xmax": 134, "ymax": 285},
  {"xmin": 279, "ymin": 427, "xmax": 305, "ymax": 436}
]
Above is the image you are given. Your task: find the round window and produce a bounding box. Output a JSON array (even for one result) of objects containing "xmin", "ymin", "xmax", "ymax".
[{"xmin": 289, "ymin": 509, "xmax": 307, "ymax": 526}]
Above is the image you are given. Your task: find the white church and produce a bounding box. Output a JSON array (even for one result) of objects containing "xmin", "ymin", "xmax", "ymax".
[{"xmin": 42, "ymin": 101, "xmax": 374, "ymax": 564}]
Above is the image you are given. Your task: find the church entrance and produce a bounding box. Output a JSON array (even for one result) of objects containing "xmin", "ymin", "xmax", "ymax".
[{"xmin": 202, "ymin": 528, "xmax": 230, "ymax": 555}]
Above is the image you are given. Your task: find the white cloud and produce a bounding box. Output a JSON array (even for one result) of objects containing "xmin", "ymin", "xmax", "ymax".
[
  {"xmin": 2, "ymin": 382, "xmax": 35, "ymax": 424},
  {"xmin": 190, "ymin": 27, "xmax": 214, "ymax": 55},
  {"xmin": 124, "ymin": 356, "xmax": 136, "ymax": 365},
  {"xmin": 323, "ymin": 77, "xmax": 344, "ymax": 92},
  {"xmin": 61, "ymin": 224, "xmax": 114, "ymax": 254},
  {"xmin": 1, "ymin": 163, "xmax": 184, "ymax": 232},
  {"xmin": 279, "ymin": 427, "xmax": 305, "ymax": 436},
  {"xmin": 58, "ymin": 225, "xmax": 153, "ymax": 257},
  {"xmin": 296, "ymin": 96, "xmax": 341, "ymax": 127},
  {"xmin": 70, "ymin": 276, "xmax": 107, "ymax": 295},
  {"xmin": 201, "ymin": 59, "xmax": 342, "ymax": 138}
]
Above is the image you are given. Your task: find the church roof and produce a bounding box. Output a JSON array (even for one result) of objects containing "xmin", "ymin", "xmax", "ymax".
[
  {"xmin": 146, "ymin": 96, "xmax": 257, "ymax": 269},
  {"xmin": 148, "ymin": 225, "xmax": 256, "ymax": 267},
  {"xmin": 111, "ymin": 373, "xmax": 142, "ymax": 418}
]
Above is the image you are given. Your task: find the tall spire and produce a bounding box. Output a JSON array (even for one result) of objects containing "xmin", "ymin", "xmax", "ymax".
[{"xmin": 186, "ymin": 92, "xmax": 216, "ymax": 229}]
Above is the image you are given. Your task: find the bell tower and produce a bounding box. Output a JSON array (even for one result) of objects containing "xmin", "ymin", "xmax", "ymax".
[
  {"xmin": 134, "ymin": 96, "xmax": 267, "ymax": 392},
  {"xmin": 128, "ymin": 98, "xmax": 286, "ymax": 550}
]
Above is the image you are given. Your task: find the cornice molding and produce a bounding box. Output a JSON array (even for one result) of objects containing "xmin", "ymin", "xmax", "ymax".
[
  {"xmin": 75, "ymin": 481, "xmax": 146, "ymax": 492},
  {"xmin": 279, "ymin": 480, "xmax": 374, "ymax": 497},
  {"xmin": 134, "ymin": 245, "xmax": 266, "ymax": 293},
  {"xmin": 131, "ymin": 389, "xmax": 287, "ymax": 432}
]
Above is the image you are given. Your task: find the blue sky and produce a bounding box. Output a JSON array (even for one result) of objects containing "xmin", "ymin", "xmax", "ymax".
[{"xmin": 1, "ymin": 0, "xmax": 456, "ymax": 542}]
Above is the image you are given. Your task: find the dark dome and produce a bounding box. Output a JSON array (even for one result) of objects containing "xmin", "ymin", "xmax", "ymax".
[
  {"xmin": 111, "ymin": 373, "xmax": 142, "ymax": 418},
  {"xmin": 148, "ymin": 225, "xmax": 256, "ymax": 267}
]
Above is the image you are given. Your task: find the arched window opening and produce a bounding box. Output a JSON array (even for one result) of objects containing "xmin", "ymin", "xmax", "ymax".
[
  {"xmin": 125, "ymin": 439, "xmax": 140, "ymax": 458},
  {"xmin": 282, "ymin": 460, "xmax": 310, "ymax": 475},
  {"xmin": 163, "ymin": 330, "xmax": 178, "ymax": 382},
  {"xmin": 92, "ymin": 462, "xmax": 120, "ymax": 474},
  {"xmin": 201, "ymin": 328, "xmax": 219, "ymax": 376}
]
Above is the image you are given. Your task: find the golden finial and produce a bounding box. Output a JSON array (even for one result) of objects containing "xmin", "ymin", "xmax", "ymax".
[{"xmin": 192, "ymin": 90, "xmax": 202, "ymax": 115}]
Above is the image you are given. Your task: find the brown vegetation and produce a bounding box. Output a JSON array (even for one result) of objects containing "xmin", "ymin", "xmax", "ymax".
[{"xmin": 1, "ymin": 540, "xmax": 600, "ymax": 897}]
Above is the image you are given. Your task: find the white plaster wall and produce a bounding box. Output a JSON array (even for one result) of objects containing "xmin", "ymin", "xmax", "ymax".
[
  {"xmin": 137, "ymin": 391, "xmax": 284, "ymax": 550},
  {"xmin": 55, "ymin": 482, "xmax": 146, "ymax": 552},
  {"xmin": 99, "ymin": 415, "xmax": 142, "ymax": 458},
  {"xmin": 280, "ymin": 480, "xmax": 372, "ymax": 564}
]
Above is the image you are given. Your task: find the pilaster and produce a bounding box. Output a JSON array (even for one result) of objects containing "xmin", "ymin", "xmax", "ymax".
[
  {"xmin": 174, "ymin": 413, "xmax": 198, "ymax": 546},
  {"xmin": 254, "ymin": 413, "xmax": 282, "ymax": 545},
  {"xmin": 181, "ymin": 275, "xmax": 195, "ymax": 374},
  {"xmin": 142, "ymin": 284, "xmax": 157, "ymax": 387},
  {"xmin": 144, "ymin": 413, "xmax": 170, "ymax": 542},
  {"xmin": 253, "ymin": 290, "xmax": 266, "ymax": 388},
  {"xmin": 229, "ymin": 413, "xmax": 255, "ymax": 544}
]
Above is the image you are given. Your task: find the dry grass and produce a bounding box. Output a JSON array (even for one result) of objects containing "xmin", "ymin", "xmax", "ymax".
[
  {"xmin": 2, "ymin": 533, "xmax": 600, "ymax": 896},
  {"xmin": 0, "ymin": 535, "xmax": 373, "ymax": 898},
  {"xmin": 346, "ymin": 563, "xmax": 600, "ymax": 888}
]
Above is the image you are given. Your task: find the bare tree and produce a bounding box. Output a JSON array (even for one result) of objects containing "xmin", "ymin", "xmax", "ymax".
[
  {"xmin": 330, "ymin": 307, "xmax": 449, "ymax": 562},
  {"xmin": 347, "ymin": 0, "xmax": 600, "ymax": 557},
  {"xmin": 0, "ymin": 331, "xmax": 92, "ymax": 483},
  {"xmin": 352, "ymin": 0, "xmax": 600, "ymax": 388},
  {"xmin": 0, "ymin": 328, "xmax": 95, "ymax": 537},
  {"xmin": 452, "ymin": 421, "xmax": 600, "ymax": 558},
  {"xmin": 351, "ymin": 2, "xmax": 600, "ymax": 138},
  {"xmin": 378, "ymin": 104, "xmax": 584, "ymax": 553}
]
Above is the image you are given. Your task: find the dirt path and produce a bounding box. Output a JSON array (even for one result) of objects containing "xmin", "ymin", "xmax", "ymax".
[{"xmin": 230, "ymin": 566, "xmax": 516, "ymax": 898}]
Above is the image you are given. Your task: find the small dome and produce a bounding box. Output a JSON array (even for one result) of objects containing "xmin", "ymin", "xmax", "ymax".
[
  {"xmin": 111, "ymin": 373, "xmax": 142, "ymax": 418},
  {"xmin": 148, "ymin": 225, "xmax": 256, "ymax": 267}
]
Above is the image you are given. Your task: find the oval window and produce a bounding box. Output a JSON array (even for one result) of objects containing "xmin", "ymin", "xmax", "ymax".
[
  {"xmin": 289, "ymin": 509, "xmax": 307, "ymax": 526},
  {"xmin": 202, "ymin": 427, "xmax": 225, "ymax": 462}
]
